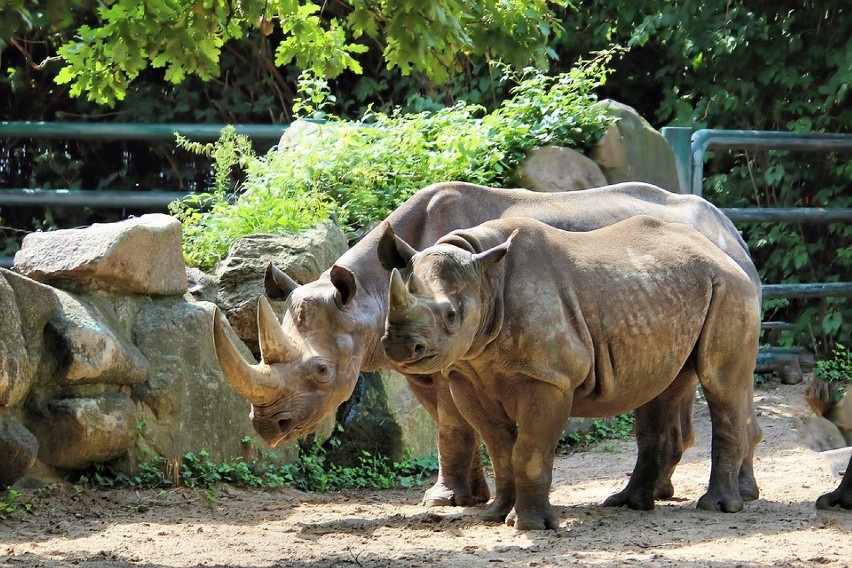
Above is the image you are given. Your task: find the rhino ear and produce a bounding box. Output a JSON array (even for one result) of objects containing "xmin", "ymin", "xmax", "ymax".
[
  {"xmin": 472, "ymin": 230, "xmax": 516, "ymax": 271},
  {"xmin": 330, "ymin": 265, "xmax": 357, "ymax": 307},
  {"xmin": 377, "ymin": 221, "xmax": 419, "ymax": 270},
  {"xmin": 265, "ymin": 262, "xmax": 300, "ymax": 300}
]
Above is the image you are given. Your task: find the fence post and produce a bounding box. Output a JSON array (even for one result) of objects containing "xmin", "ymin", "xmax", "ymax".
[{"xmin": 661, "ymin": 126, "xmax": 694, "ymax": 194}]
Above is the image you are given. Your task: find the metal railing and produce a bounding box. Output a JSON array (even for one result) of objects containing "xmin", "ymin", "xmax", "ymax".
[
  {"xmin": 663, "ymin": 127, "xmax": 852, "ymax": 381},
  {"xmin": 0, "ymin": 121, "xmax": 288, "ymax": 267}
]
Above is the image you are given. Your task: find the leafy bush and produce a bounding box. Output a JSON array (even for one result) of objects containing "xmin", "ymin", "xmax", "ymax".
[
  {"xmin": 172, "ymin": 54, "xmax": 617, "ymax": 271},
  {"xmin": 815, "ymin": 343, "xmax": 851, "ymax": 401},
  {"xmin": 558, "ymin": 412, "xmax": 635, "ymax": 452}
]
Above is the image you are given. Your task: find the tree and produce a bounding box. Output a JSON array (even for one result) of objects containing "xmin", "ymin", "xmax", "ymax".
[{"xmin": 1, "ymin": 0, "xmax": 564, "ymax": 106}]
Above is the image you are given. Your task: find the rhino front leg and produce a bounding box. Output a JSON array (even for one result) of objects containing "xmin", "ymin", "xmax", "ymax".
[
  {"xmin": 816, "ymin": 454, "xmax": 852, "ymax": 510},
  {"xmin": 604, "ymin": 368, "xmax": 697, "ymax": 510},
  {"xmin": 446, "ymin": 372, "xmax": 516, "ymax": 523},
  {"xmin": 510, "ymin": 380, "xmax": 573, "ymax": 530},
  {"xmin": 404, "ymin": 373, "xmax": 490, "ymax": 507}
]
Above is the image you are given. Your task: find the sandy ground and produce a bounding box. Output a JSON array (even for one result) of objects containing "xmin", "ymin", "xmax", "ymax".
[{"xmin": 1, "ymin": 379, "xmax": 850, "ymax": 568}]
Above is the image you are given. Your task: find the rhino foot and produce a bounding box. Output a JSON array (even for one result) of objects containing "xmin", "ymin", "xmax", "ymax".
[
  {"xmin": 603, "ymin": 489, "xmax": 654, "ymax": 511},
  {"xmin": 481, "ymin": 499, "xmax": 514, "ymax": 523},
  {"xmin": 696, "ymin": 491, "xmax": 744, "ymax": 513},
  {"xmin": 422, "ymin": 483, "xmax": 486, "ymax": 508},
  {"xmin": 505, "ymin": 507, "xmax": 559, "ymax": 531},
  {"xmin": 815, "ymin": 490, "xmax": 852, "ymax": 510},
  {"xmin": 653, "ymin": 478, "xmax": 675, "ymax": 501}
]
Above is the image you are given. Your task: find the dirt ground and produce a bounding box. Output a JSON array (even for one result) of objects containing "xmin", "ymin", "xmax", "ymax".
[{"xmin": 2, "ymin": 379, "xmax": 850, "ymax": 568}]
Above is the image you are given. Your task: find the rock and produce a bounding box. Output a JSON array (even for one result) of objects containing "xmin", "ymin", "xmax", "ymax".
[
  {"xmin": 186, "ymin": 268, "xmax": 218, "ymax": 303},
  {"xmin": 0, "ymin": 417, "xmax": 39, "ymax": 487},
  {"xmin": 326, "ymin": 369, "xmax": 436, "ymax": 466},
  {"xmin": 828, "ymin": 393, "xmax": 852, "ymax": 445},
  {"xmin": 0, "ymin": 269, "xmax": 58, "ymax": 408},
  {"xmin": 215, "ymin": 220, "xmax": 348, "ymax": 353},
  {"xmin": 14, "ymin": 213, "xmax": 188, "ymax": 296},
  {"xmin": 127, "ymin": 300, "xmax": 297, "ymax": 466},
  {"xmin": 591, "ymin": 100, "xmax": 682, "ymax": 192},
  {"xmin": 29, "ymin": 392, "xmax": 138, "ymax": 470},
  {"xmin": 277, "ymin": 120, "xmax": 322, "ymax": 152},
  {"xmin": 50, "ymin": 290, "xmax": 150, "ymax": 387},
  {"xmin": 514, "ymin": 146, "xmax": 608, "ymax": 192},
  {"xmin": 798, "ymin": 415, "xmax": 848, "ymax": 452}
]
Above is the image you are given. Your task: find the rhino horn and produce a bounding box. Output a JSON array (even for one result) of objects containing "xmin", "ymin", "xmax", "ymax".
[
  {"xmin": 265, "ymin": 262, "xmax": 300, "ymax": 300},
  {"xmin": 406, "ymin": 271, "xmax": 429, "ymax": 296},
  {"xmin": 257, "ymin": 295, "xmax": 299, "ymax": 364},
  {"xmin": 212, "ymin": 308, "xmax": 279, "ymax": 404},
  {"xmin": 388, "ymin": 268, "xmax": 415, "ymax": 309}
]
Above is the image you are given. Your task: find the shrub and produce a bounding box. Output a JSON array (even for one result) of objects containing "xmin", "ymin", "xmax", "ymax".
[{"xmin": 171, "ymin": 52, "xmax": 618, "ymax": 271}]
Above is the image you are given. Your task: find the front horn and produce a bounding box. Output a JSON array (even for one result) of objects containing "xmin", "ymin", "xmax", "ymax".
[{"xmin": 212, "ymin": 308, "xmax": 279, "ymax": 405}]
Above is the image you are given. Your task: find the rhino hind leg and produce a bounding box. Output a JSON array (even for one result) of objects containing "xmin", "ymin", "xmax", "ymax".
[
  {"xmin": 816, "ymin": 454, "xmax": 852, "ymax": 510},
  {"xmin": 404, "ymin": 373, "xmax": 490, "ymax": 507},
  {"xmin": 604, "ymin": 369, "xmax": 697, "ymax": 510}
]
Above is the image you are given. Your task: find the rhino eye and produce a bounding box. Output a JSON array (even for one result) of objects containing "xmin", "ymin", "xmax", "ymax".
[
  {"xmin": 443, "ymin": 305, "xmax": 460, "ymax": 329},
  {"xmin": 310, "ymin": 358, "xmax": 332, "ymax": 382}
]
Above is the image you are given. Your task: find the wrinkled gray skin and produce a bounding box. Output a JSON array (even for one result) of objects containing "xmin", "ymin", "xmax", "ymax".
[
  {"xmin": 816, "ymin": 455, "xmax": 852, "ymax": 510},
  {"xmin": 380, "ymin": 216, "xmax": 763, "ymax": 530},
  {"xmin": 213, "ymin": 181, "xmax": 760, "ymax": 508}
]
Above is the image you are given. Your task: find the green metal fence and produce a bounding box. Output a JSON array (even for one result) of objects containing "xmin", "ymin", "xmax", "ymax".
[{"xmin": 0, "ymin": 121, "xmax": 287, "ymax": 267}]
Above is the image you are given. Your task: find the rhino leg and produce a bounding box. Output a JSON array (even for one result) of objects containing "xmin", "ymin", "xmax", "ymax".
[
  {"xmin": 816, "ymin": 454, "xmax": 852, "ymax": 510},
  {"xmin": 404, "ymin": 373, "xmax": 490, "ymax": 507},
  {"xmin": 508, "ymin": 379, "xmax": 572, "ymax": 530},
  {"xmin": 446, "ymin": 373, "xmax": 517, "ymax": 522},
  {"xmin": 604, "ymin": 368, "xmax": 697, "ymax": 510},
  {"xmin": 694, "ymin": 292, "xmax": 762, "ymax": 513}
]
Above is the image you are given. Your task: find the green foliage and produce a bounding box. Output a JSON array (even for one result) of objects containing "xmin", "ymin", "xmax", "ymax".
[
  {"xmin": 176, "ymin": 60, "xmax": 614, "ymax": 270},
  {"xmin": 74, "ymin": 443, "xmax": 439, "ymax": 494},
  {"xmin": 816, "ymin": 343, "xmax": 852, "ymax": 401},
  {"xmin": 558, "ymin": 412, "xmax": 635, "ymax": 452},
  {"xmin": 0, "ymin": 488, "xmax": 34, "ymax": 517},
  {"xmin": 5, "ymin": 0, "xmax": 564, "ymax": 107}
]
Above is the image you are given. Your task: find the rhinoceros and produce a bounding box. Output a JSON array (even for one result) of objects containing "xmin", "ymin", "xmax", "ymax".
[
  {"xmin": 212, "ymin": 181, "xmax": 760, "ymax": 508},
  {"xmin": 379, "ymin": 216, "xmax": 762, "ymax": 529}
]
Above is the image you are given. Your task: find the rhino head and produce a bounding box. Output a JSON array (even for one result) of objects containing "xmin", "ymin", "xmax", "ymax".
[
  {"xmin": 379, "ymin": 226, "xmax": 515, "ymax": 375},
  {"xmin": 212, "ymin": 264, "xmax": 367, "ymax": 447}
]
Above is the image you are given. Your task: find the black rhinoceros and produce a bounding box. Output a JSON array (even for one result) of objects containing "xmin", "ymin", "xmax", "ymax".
[
  {"xmin": 212, "ymin": 181, "xmax": 760, "ymax": 509},
  {"xmin": 379, "ymin": 216, "xmax": 763, "ymax": 530}
]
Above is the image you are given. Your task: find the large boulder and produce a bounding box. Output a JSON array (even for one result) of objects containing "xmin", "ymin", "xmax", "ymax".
[
  {"xmin": 215, "ymin": 220, "xmax": 348, "ymax": 353},
  {"xmin": 0, "ymin": 416, "xmax": 39, "ymax": 487},
  {"xmin": 326, "ymin": 370, "xmax": 436, "ymax": 466},
  {"xmin": 514, "ymin": 146, "xmax": 608, "ymax": 192},
  {"xmin": 28, "ymin": 392, "xmax": 138, "ymax": 470},
  {"xmin": 126, "ymin": 299, "xmax": 295, "ymax": 465},
  {"xmin": 0, "ymin": 269, "xmax": 58, "ymax": 408},
  {"xmin": 14, "ymin": 214, "xmax": 188, "ymax": 296},
  {"xmin": 49, "ymin": 290, "xmax": 150, "ymax": 386},
  {"xmin": 828, "ymin": 393, "xmax": 852, "ymax": 445},
  {"xmin": 591, "ymin": 100, "xmax": 682, "ymax": 192}
]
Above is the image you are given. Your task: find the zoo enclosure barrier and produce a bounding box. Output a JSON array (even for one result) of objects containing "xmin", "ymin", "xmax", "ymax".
[{"xmin": 663, "ymin": 127, "xmax": 852, "ymax": 381}]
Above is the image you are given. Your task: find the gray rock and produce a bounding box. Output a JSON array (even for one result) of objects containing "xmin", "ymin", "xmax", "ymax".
[
  {"xmin": 798, "ymin": 415, "xmax": 848, "ymax": 452},
  {"xmin": 127, "ymin": 300, "xmax": 297, "ymax": 466},
  {"xmin": 186, "ymin": 267, "xmax": 219, "ymax": 303},
  {"xmin": 828, "ymin": 393, "xmax": 852, "ymax": 445},
  {"xmin": 0, "ymin": 416, "xmax": 39, "ymax": 487},
  {"xmin": 50, "ymin": 290, "xmax": 150, "ymax": 387},
  {"xmin": 215, "ymin": 220, "xmax": 348, "ymax": 353},
  {"xmin": 30, "ymin": 392, "xmax": 137, "ymax": 470},
  {"xmin": 326, "ymin": 369, "xmax": 436, "ymax": 466},
  {"xmin": 14, "ymin": 214, "xmax": 188, "ymax": 296},
  {"xmin": 514, "ymin": 146, "xmax": 608, "ymax": 192},
  {"xmin": 0, "ymin": 270, "xmax": 58, "ymax": 408},
  {"xmin": 591, "ymin": 100, "xmax": 682, "ymax": 192}
]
